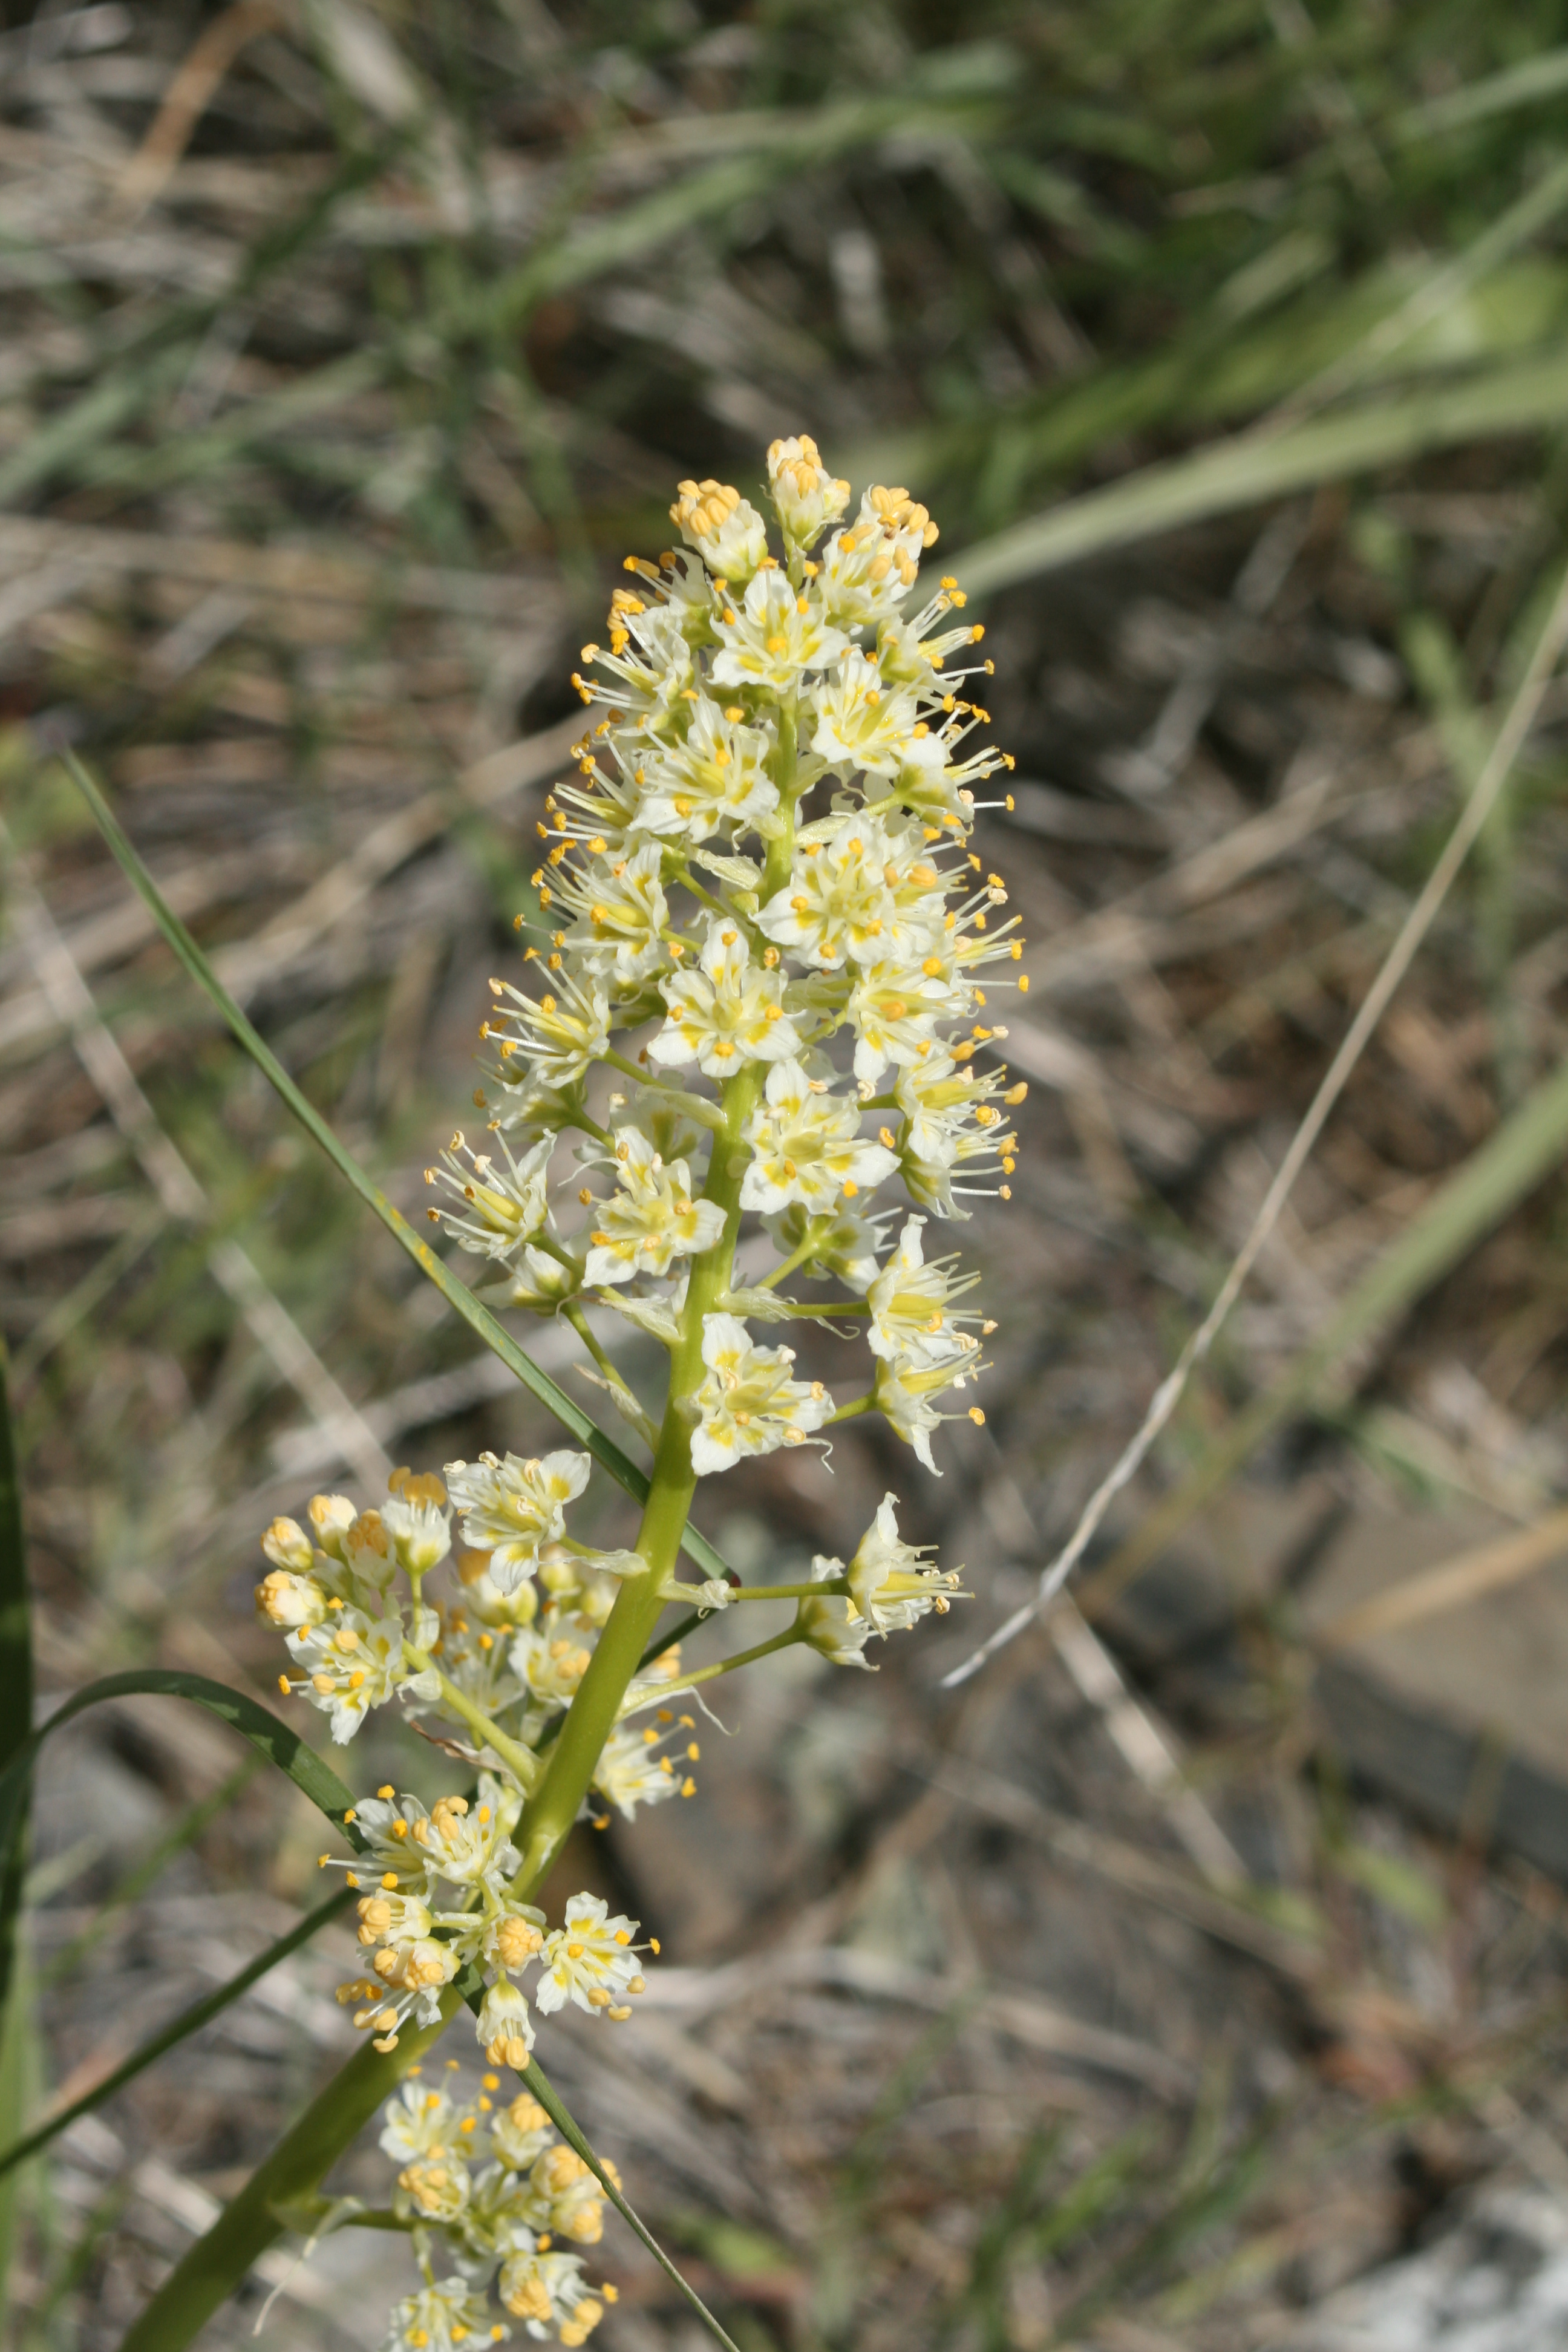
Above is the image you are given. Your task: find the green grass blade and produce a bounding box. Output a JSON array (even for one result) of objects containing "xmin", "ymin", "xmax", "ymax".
[
  {"xmin": 0, "ymin": 1944, "xmax": 34, "ymax": 2333},
  {"xmin": 0, "ymin": 1887, "xmax": 353, "ymax": 2189},
  {"xmin": 1396, "ymin": 48, "xmax": 1568, "ymax": 141},
  {"xmin": 956, "ymin": 347, "xmax": 1568, "ymax": 595},
  {"xmin": 118, "ymin": 1997, "xmax": 461, "ymax": 2352},
  {"xmin": 0, "ymin": 1671, "xmax": 362, "ymax": 1938},
  {"xmin": 520, "ymin": 2054, "xmax": 742, "ymax": 2352},
  {"xmin": 59, "ymin": 749, "xmax": 734, "ymax": 1588},
  {"xmin": 0, "ymin": 1348, "xmax": 32, "ymax": 2047}
]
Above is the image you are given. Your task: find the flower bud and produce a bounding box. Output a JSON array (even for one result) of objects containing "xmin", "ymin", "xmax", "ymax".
[
  {"xmin": 260, "ymin": 1516, "xmax": 314, "ymax": 1573},
  {"xmin": 381, "ymin": 1485, "xmax": 451, "ymax": 1578},
  {"xmin": 307, "ymin": 1493, "xmax": 356, "ymax": 1561},
  {"xmin": 670, "ymin": 477, "xmax": 768, "ymax": 584},
  {"xmin": 255, "ymin": 1568, "xmax": 328, "ymax": 1630},
  {"xmin": 489, "ymin": 1912, "xmax": 545, "ymax": 1971},
  {"xmin": 341, "ymin": 1509, "xmax": 397, "ymax": 1590},
  {"xmin": 357, "ymin": 1892, "xmax": 432, "ymax": 1948},
  {"xmin": 396, "ymin": 2154, "xmax": 469, "ymax": 2222},
  {"xmin": 496, "ymin": 1240, "xmax": 584, "ymax": 1315},
  {"xmin": 766, "ymin": 433, "xmax": 850, "ymax": 550},
  {"xmin": 477, "ymin": 1976, "xmax": 535, "ymax": 2070}
]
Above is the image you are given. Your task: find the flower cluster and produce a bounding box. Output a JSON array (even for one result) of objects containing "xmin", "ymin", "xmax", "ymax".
[
  {"xmin": 379, "ymin": 2068, "xmax": 619, "ymax": 2348},
  {"xmin": 258, "ymin": 439, "xmax": 1019, "ymax": 2350}
]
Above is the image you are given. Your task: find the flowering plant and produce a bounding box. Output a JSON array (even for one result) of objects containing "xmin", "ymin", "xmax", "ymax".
[{"xmin": 241, "ymin": 438, "xmax": 1024, "ymax": 2348}]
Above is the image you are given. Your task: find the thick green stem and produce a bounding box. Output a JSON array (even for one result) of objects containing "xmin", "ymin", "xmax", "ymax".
[
  {"xmin": 119, "ymin": 1993, "xmax": 461, "ymax": 2352},
  {"xmin": 511, "ymin": 690, "xmax": 803, "ymax": 1894}
]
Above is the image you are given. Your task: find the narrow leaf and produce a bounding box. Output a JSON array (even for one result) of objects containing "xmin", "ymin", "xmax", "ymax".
[
  {"xmin": 0, "ymin": 1670, "xmax": 363, "ymax": 1898},
  {"xmin": 521, "ymin": 2055, "xmax": 742, "ymax": 2352},
  {"xmin": 0, "ymin": 1349, "xmax": 33, "ymax": 2020},
  {"xmin": 956, "ymin": 347, "xmax": 1568, "ymax": 596},
  {"xmin": 60, "ymin": 748, "xmax": 734, "ymax": 1589},
  {"xmin": 0, "ymin": 1346, "xmax": 31, "ymax": 2325}
]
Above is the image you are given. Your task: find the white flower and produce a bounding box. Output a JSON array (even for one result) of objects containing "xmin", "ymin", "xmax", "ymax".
[
  {"xmin": 592, "ymin": 1722, "xmax": 687, "ymax": 1820},
  {"xmin": 424, "ymin": 1128, "xmax": 553, "ymax": 1262},
  {"xmin": 764, "ymin": 1201, "xmax": 889, "ymax": 1295},
  {"xmin": 689, "ymin": 1312, "xmax": 833, "ymax": 1476},
  {"xmin": 846, "ymin": 1492, "xmax": 961, "ymax": 1633},
  {"xmin": 817, "ymin": 485, "xmax": 938, "ymax": 626},
  {"xmin": 490, "ymin": 2091, "xmax": 555, "ymax": 2174},
  {"xmin": 808, "ymin": 655, "xmax": 921, "ymax": 778},
  {"xmin": 795, "ymin": 1555, "xmax": 875, "ymax": 1668},
  {"xmin": 419, "ymin": 1782, "xmax": 523, "ymax": 1890},
  {"xmin": 583, "ymin": 1126, "xmax": 725, "ymax": 1285},
  {"xmin": 384, "ymin": 2276, "xmax": 500, "ymax": 2352},
  {"xmin": 379, "ymin": 2078, "xmax": 458, "ymax": 2165},
  {"xmin": 255, "ymin": 1566, "xmax": 328, "ymax": 1630},
  {"xmin": 739, "ymin": 1057, "xmax": 897, "ymax": 1215},
  {"xmin": 843, "ymin": 956, "xmax": 959, "ymax": 1085},
  {"xmin": 557, "ymin": 841, "xmax": 668, "ymax": 988},
  {"xmin": 355, "ymin": 1887, "xmax": 434, "ymax": 1955},
  {"xmin": 525, "ymin": 2145, "xmax": 612, "ymax": 2245},
  {"xmin": 874, "ymin": 606, "xmax": 984, "ymax": 696},
  {"xmin": 893, "ymin": 1050, "xmax": 1022, "ymax": 1217},
  {"xmin": 360, "ymin": 1927, "xmax": 458, "ymax": 2030},
  {"xmin": 494, "ymin": 1241, "xmax": 585, "ymax": 1316},
  {"xmin": 381, "ymin": 1468, "xmax": 453, "ymax": 1576},
  {"xmin": 500, "ymin": 2244, "xmax": 603, "ymax": 2343},
  {"xmin": 509, "ymin": 1622, "xmax": 593, "ymax": 1711},
  {"xmin": 477, "ymin": 1976, "xmax": 536, "ymax": 2071},
  {"xmin": 873, "ymin": 1348, "xmax": 984, "ymax": 1476},
  {"xmin": 670, "ymin": 476, "xmax": 769, "ymax": 584},
  {"xmin": 536, "ymin": 1892, "xmax": 644, "ymax": 2019},
  {"xmin": 711, "ymin": 565, "xmax": 851, "ymax": 694},
  {"xmin": 756, "ymin": 814, "xmax": 892, "ymax": 970},
  {"xmin": 888, "ymin": 724, "xmax": 994, "ymax": 828},
  {"xmin": 284, "ymin": 1599, "xmax": 407, "ymax": 1743},
  {"xmin": 647, "ymin": 915, "xmax": 802, "ymax": 1079},
  {"xmin": 575, "ymin": 596, "xmax": 694, "ymax": 728},
  {"xmin": 305, "ymin": 1491, "xmax": 357, "ymax": 1558},
  {"xmin": 767, "ymin": 433, "xmax": 851, "ymax": 549},
  {"xmin": 630, "ymin": 696, "xmax": 778, "ymax": 843},
  {"xmin": 484, "ymin": 967, "xmax": 611, "ymax": 1091},
  {"xmin": 395, "ymin": 2152, "xmax": 472, "ymax": 2224},
  {"xmin": 867, "ymin": 1215, "xmax": 982, "ymax": 1371},
  {"xmin": 483, "ymin": 1904, "xmax": 546, "ymax": 1977},
  {"xmin": 444, "ymin": 1450, "xmax": 590, "ymax": 1593}
]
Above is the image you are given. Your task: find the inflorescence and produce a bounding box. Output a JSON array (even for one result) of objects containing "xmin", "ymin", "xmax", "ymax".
[{"xmin": 258, "ymin": 439, "xmax": 1024, "ymax": 2349}]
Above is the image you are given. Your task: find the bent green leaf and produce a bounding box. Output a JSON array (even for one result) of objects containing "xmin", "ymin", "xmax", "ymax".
[
  {"xmin": 0, "ymin": 1347, "xmax": 32, "ymax": 2030},
  {"xmin": 0, "ymin": 1670, "xmax": 363, "ymax": 1900}
]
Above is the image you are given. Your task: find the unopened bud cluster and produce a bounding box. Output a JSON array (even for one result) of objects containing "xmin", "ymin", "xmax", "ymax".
[{"xmin": 258, "ymin": 439, "xmax": 1023, "ymax": 2349}]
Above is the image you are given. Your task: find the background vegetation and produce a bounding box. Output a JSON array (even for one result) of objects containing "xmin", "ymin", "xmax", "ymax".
[{"xmin": 7, "ymin": 1, "xmax": 1568, "ymax": 2345}]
